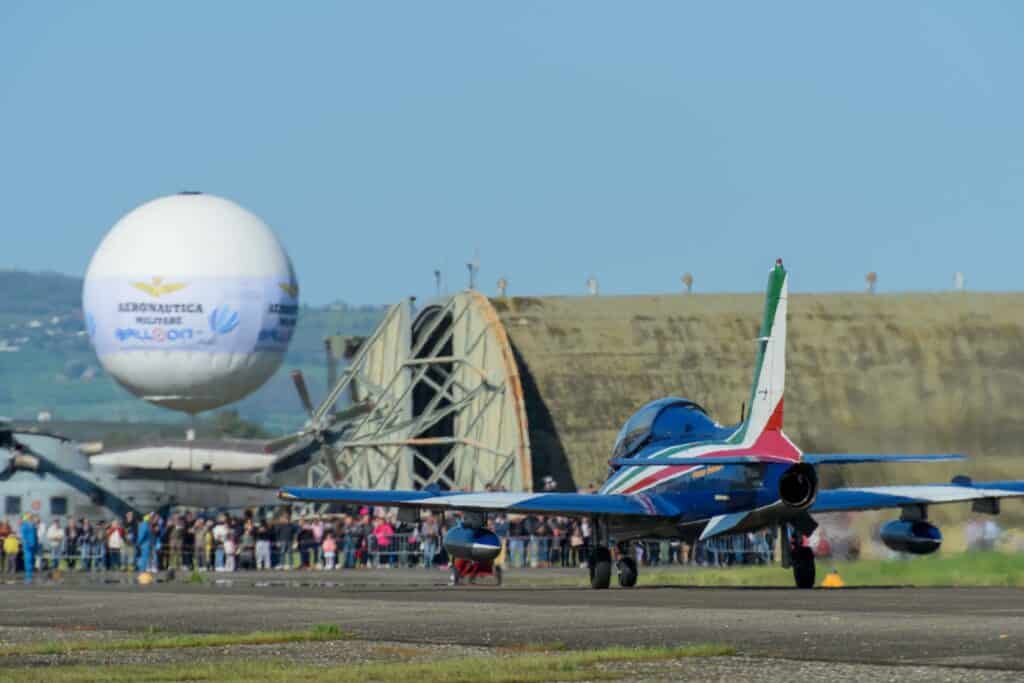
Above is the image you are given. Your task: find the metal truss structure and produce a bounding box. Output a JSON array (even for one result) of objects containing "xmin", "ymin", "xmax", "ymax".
[{"xmin": 304, "ymin": 291, "xmax": 532, "ymax": 498}]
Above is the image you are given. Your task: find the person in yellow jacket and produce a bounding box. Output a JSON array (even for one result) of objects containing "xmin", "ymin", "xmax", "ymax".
[{"xmin": 3, "ymin": 533, "xmax": 19, "ymax": 574}]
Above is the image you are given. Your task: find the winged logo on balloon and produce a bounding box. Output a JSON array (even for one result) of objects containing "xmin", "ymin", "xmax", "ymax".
[
  {"xmin": 132, "ymin": 277, "xmax": 187, "ymax": 297},
  {"xmin": 209, "ymin": 306, "xmax": 240, "ymax": 335}
]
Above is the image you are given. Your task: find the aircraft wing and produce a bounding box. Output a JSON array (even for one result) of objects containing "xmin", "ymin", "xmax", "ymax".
[
  {"xmin": 610, "ymin": 454, "xmax": 965, "ymax": 468},
  {"xmin": 811, "ymin": 480, "xmax": 1024, "ymax": 513},
  {"xmin": 609, "ymin": 455, "xmax": 791, "ymax": 467},
  {"xmin": 279, "ymin": 487, "xmax": 679, "ymax": 517},
  {"xmin": 802, "ymin": 453, "xmax": 964, "ymax": 465}
]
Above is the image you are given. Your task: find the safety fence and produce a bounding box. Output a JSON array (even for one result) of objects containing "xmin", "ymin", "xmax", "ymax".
[{"xmin": 1, "ymin": 532, "xmax": 774, "ymax": 573}]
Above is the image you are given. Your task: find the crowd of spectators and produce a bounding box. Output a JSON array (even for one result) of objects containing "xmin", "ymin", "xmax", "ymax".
[{"xmin": 0, "ymin": 506, "xmax": 775, "ymax": 576}]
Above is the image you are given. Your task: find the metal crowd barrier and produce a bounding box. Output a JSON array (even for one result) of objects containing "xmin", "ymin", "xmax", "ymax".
[{"xmin": 0, "ymin": 530, "xmax": 774, "ymax": 573}]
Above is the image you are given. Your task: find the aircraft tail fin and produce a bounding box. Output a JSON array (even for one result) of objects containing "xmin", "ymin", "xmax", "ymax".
[{"xmin": 733, "ymin": 260, "xmax": 788, "ymax": 443}]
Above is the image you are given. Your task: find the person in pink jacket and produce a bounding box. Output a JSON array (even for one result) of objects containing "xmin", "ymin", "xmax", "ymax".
[{"xmin": 372, "ymin": 517, "xmax": 394, "ymax": 568}]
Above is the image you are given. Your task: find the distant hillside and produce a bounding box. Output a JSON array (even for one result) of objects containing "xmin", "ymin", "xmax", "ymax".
[
  {"xmin": 0, "ymin": 270, "xmax": 387, "ymax": 432},
  {"xmin": 0, "ymin": 269, "xmax": 83, "ymax": 316}
]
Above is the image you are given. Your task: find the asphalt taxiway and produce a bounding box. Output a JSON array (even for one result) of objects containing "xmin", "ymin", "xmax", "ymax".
[{"xmin": 1, "ymin": 569, "xmax": 1022, "ymax": 672}]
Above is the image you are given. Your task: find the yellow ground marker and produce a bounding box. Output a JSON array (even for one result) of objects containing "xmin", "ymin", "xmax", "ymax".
[
  {"xmin": 822, "ymin": 569, "xmax": 845, "ymax": 588},
  {"xmin": 137, "ymin": 571, "xmax": 154, "ymax": 585}
]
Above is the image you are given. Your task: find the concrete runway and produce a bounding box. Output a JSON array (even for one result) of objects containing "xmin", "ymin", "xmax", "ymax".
[{"xmin": 1, "ymin": 569, "xmax": 1023, "ymax": 672}]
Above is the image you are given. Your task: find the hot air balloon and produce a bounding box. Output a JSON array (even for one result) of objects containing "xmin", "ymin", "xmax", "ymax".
[{"xmin": 82, "ymin": 192, "xmax": 298, "ymax": 415}]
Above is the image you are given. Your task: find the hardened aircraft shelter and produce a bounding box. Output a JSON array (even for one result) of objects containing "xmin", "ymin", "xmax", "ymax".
[{"xmin": 304, "ymin": 292, "xmax": 533, "ymax": 495}]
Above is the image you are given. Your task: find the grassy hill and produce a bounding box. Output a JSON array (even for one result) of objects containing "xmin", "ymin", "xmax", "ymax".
[{"xmin": 0, "ymin": 270, "xmax": 386, "ymax": 433}]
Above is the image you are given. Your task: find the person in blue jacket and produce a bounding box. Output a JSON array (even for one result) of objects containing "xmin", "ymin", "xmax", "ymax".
[
  {"xmin": 135, "ymin": 513, "xmax": 152, "ymax": 572},
  {"xmin": 19, "ymin": 514, "xmax": 38, "ymax": 584}
]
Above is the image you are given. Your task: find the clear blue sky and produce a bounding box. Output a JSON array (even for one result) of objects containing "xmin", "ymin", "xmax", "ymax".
[{"xmin": 3, "ymin": 2, "xmax": 1023, "ymax": 304}]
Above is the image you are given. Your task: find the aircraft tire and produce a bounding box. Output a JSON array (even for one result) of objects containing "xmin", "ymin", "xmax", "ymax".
[
  {"xmin": 617, "ymin": 557, "xmax": 638, "ymax": 588},
  {"xmin": 590, "ymin": 547, "xmax": 612, "ymax": 589},
  {"xmin": 792, "ymin": 546, "xmax": 815, "ymax": 589}
]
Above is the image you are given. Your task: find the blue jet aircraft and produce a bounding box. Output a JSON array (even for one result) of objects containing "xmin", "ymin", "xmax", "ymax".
[{"xmin": 281, "ymin": 260, "xmax": 1024, "ymax": 588}]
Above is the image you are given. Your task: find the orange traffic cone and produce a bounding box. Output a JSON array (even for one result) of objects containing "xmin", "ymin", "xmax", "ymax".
[{"xmin": 822, "ymin": 568, "xmax": 845, "ymax": 588}]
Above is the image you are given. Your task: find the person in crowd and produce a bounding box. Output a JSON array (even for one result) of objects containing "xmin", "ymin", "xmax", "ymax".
[
  {"xmin": 533, "ymin": 515, "xmax": 551, "ymax": 568},
  {"xmin": 35, "ymin": 516, "xmax": 46, "ymax": 571},
  {"xmin": 322, "ymin": 532, "xmax": 337, "ymax": 570},
  {"xmin": 297, "ymin": 520, "xmax": 315, "ymax": 569},
  {"xmin": 20, "ymin": 514, "xmax": 38, "ymax": 583},
  {"xmin": 122, "ymin": 510, "xmax": 136, "ymax": 570},
  {"xmin": 182, "ymin": 513, "xmax": 196, "ymax": 570},
  {"xmin": 311, "ymin": 517, "xmax": 325, "ymax": 569},
  {"xmin": 0, "ymin": 519, "xmax": 9, "ymax": 571},
  {"xmin": 135, "ymin": 513, "xmax": 152, "ymax": 572},
  {"xmin": 80, "ymin": 519, "xmax": 95, "ymax": 571},
  {"xmin": 64, "ymin": 518, "xmax": 78, "ymax": 570},
  {"xmin": 106, "ymin": 518, "xmax": 125, "ymax": 570},
  {"xmin": 553, "ymin": 517, "xmax": 569, "ymax": 567},
  {"xmin": 420, "ymin": 513, "xmax": 438, "ymax": 569},
  {"xmin": 44, "ymin": 517, "xmax": 64, "ymax": 571},
  {"xmin": 372, "ymin": 514, "xmax": 394, "ymax": 568},
  {"xmin": 212, "ymin": 515, "xmax": 228, "ymax": 571},
  {"xmin": 239, "ymin": 520, "xmax": 256, "ymax": 571},
  {"xmin": 168, "ymin": 515, "xmax": 184, "ymax": 570},
  {"xmin": 274, "ymin": 513, "xmax": 295, "ymax": 570},
  {"xmin": 255, "ymin": 520, "xmax": 272, "ymax": 570},
  {"xmin": 3, "ymin": 526, "xmax": 19, "ymax": 574},
  {"xmin": 340, "ymin": 514, "xmax": 357, "ymax": 569},
  {"xmin": 507, "ymin": 514, "xmax": 524, "ymax": 568},
  {"xmin": 196, "ymin": 520, "xmax": 213, "ymax": 571},
  {"xmin": 569, "ymin": 519, "xmax": 584, "ymax": 567},
  {"xmin": 223, "ymin": 530, "xmax": 237, "ymax": 572}
]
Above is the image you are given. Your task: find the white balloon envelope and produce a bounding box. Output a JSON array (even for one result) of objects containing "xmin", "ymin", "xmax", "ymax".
[{"xmin": 83, "ymin": 193, "xmax": 298, "ymax": 414}]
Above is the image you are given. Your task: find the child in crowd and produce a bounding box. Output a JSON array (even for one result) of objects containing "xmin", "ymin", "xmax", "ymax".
[
  {"xmin": 322, "ymin": 533, "xmax": 337, "ymax": 570},
  {"xmin": 223, "ymin": 533, "xmax": 237, "ymax": 572},
  {"xmin": 3, "ymin": 532, "xmax": 19, "ymax": 573}
]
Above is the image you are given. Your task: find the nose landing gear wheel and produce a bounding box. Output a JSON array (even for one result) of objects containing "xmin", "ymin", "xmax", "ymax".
[
  {"xmin": 617, "ymin": 557, "xmax": 638, "ymax": 588},
  {"xmin": 589, "ymin": 547, "xmax": 612, "ymax": 589},
  {"xmin": 792, "ymin": 546, "xmax": 816, "ymax": 589}
]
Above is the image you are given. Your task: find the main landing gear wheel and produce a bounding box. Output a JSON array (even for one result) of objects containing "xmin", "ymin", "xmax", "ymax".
[
  {"xmin": 617, "ymin": 557, "xmax": 638, "ymax": 588},
  {"xmin": 590, "ymin": 547, "xmax": 612, "ymax": 589},
  {"xmin": 792, "ymin": 546, "xmax": 816, "ymax": 589}
]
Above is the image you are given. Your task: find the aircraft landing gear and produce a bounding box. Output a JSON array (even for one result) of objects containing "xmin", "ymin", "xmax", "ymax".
[
  {"xmin": 589, "ymin": 547, "xmax": 612, "ymax": 589},
  {"xmin": 791, "ymin": 545, "xmax": 815, "ymax": 589},
  {"xmin": 617, "ymin": 556, "xmax": 638, "ymax": 588}
]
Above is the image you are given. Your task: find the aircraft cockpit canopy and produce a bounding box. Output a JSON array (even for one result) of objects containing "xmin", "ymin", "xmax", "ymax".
[{"xmin": 612, "ymin": 398, "xmax": 717, "ymax": 459}]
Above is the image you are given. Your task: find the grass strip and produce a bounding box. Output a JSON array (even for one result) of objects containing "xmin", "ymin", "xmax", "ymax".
[
  {"xmin": 509, "ymin": 551, "xmax": 1024, "ymax": 588},
  {"xmin": 4, "ymin": 643, "xmax": 734, "ymax": 683},
  {"xmin": 4, "ymin": 623, "xmax": 349, "ymax": 657}
]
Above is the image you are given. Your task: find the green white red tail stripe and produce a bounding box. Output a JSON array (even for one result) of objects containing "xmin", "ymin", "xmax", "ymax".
[{"xmin": 601, "ymin": 260, "xmax": 800, "ymax": 496}]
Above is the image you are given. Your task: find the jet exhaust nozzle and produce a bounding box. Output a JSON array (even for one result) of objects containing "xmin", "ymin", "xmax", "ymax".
[{"xmin": 779, "ymin": 463, "xmax": 818, "ymax": 509}]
